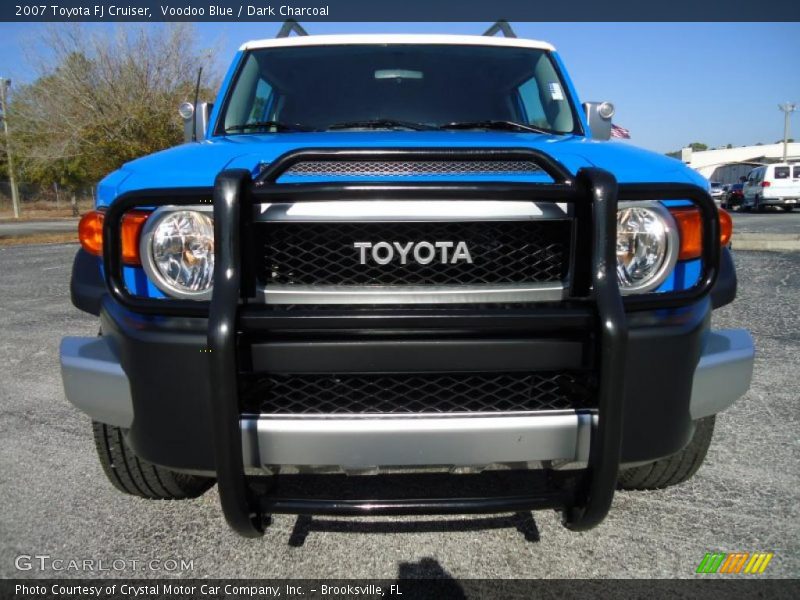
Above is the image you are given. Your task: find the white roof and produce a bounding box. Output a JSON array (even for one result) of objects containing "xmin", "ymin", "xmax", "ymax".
[{"xmin": 240, "ymin": 34, "xmax": 555, "ymax": 52}]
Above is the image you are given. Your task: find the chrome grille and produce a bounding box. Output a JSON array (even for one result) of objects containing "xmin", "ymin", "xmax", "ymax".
[{"xmin": 255, "ymin": 220, "xmax": 571, "ymax": 286}]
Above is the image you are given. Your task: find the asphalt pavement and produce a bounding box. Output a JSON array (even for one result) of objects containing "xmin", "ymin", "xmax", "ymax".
[
  {"xmin": 0, "ymin": 219, "xmax": 79, "ymax": 236},
  {"xmin": 730, "ymin": 210, "xmax": 800, "ymax": 235},
  {"xmin": 0, "ymin": 243, "xmax": 797, "ymax": 580}
]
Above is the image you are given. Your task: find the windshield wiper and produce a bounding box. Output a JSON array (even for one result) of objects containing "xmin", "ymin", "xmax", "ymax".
[
  {"xmin": 225, "ymin": 120, "xmax": 313, "ymax": 133},
  {"xmin": 438, "ymin": 120, "xmax": 554, "ymax": 135},
  {"xmin": 325, "ymin": 118, "xmax": 433, "ymax": 131}
]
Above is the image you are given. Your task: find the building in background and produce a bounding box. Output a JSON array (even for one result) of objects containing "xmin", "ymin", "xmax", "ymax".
[{"xmin": 683, "ymin": 143, "xmax": 800, "ymax": 183}]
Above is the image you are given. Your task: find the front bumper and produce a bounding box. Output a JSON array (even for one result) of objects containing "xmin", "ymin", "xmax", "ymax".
[
  {"xmin": 760, "ymin": 197, "xmax": 799, "ymax": 206},
  {"xmin": 65, "ymin": 155, "xmax": 734, "ymax": 535},
  {"xmin": 60, "ymin": 309, "xmax": 753, "ymax": 471}
]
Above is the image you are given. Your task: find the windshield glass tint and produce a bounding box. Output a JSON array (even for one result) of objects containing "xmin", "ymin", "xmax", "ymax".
[{"xmin": 219, "ymin": 45, "xmax": 578, "ymax": 134}]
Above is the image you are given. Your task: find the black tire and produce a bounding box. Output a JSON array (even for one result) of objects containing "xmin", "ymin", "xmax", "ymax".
[
  {"xmin": 756, "ymin": 197, "xmax": 766, "ymax": 212},
  {"xmin": 617, "ymin": 416, "xmax": 715, "ymax": 490},
  {"xmin": 782, "ymin": 206, "xmax": 794, "ymax": 212},
  {"xmin": 92, "ymin": 421, "xmax": 214, "ymax": 500}
]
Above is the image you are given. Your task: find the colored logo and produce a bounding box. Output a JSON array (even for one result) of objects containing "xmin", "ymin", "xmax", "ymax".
[{"xmin": 696, "ymin": 552, "xmax": 774, "ymax": 574}]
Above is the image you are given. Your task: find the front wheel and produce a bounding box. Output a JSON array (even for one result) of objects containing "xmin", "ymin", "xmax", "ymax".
[
  {"xmin": 782, "ymin": 206, "xmax": 794, "ymax": 212},
  {"xmin": 617, "ymin": 416, "xmax": 715, "ymax": 490},
  {"xmin": 92, "ymin": 422, "xmax": 214, "ymax": 500}
]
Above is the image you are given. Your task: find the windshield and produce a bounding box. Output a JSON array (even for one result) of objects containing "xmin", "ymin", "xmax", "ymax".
[{"xmin": 218, "ymin": 44, "xmax": 579, "ymax": 135}]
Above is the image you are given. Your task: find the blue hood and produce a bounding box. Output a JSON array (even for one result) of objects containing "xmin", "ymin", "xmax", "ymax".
[{"xmin": 98, "ymin": 132, "xmax": 705, "ymax": 206}]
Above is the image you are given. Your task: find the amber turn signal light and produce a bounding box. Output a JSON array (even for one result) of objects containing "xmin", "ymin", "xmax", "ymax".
[
  {"xmin": 78, "ymin": 210, "xmax": 150, "ymax": 265},
  {"xmin": 77, "ymin": 211, "xmax": 104, "ymax": 257},
  {"xmin": 668, "ymin": 207, "xmax": 733, "ymax": 261},
  {"xmin": 718, "ymin": 209, "xmax": 733, "ymax": 246}
]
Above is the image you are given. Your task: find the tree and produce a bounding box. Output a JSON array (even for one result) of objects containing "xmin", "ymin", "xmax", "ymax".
[
  {"xmin": 9, "ymin": 24, "xmax": 218, "ymax": 195},
  {"xmin": 665, "ymin": 142, "xmax": 708, "ymax": 159},
  {"xmin": 665, "ymin": 142, "xmax": 709, "ymax": 158}
]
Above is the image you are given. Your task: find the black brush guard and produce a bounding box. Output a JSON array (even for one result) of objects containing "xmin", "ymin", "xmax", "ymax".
[{"xmin": 102, "ymin": 148, "xmax": 720, "ymax": 537}]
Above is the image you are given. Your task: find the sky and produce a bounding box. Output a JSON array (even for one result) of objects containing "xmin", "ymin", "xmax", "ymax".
[{"xmin": 0, "ymin": 21, "xmax": 798, "ymax": 153}]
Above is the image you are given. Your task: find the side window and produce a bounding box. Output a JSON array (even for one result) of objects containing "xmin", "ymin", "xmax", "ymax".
[
  {"xmin": 517, "ymin": 77, "xmax": 548, "ymax": 128},
  {"xmin": 773, "ymin": 166, "xmax": 790, "ymax": 179},
  {"xmin": 248, "ymin": 78, "xmax": 274, "ymax": 123},
  {"xmin": 222, "ymin": 53, "xmax": 276, "ymax": 132},
  {"xmin": 521, "ymin": 55, "xmax": 574, "ymax": 133},
  {"xmin": 794, "ymin": 166, "xmax": 800, "ymax": 179}
]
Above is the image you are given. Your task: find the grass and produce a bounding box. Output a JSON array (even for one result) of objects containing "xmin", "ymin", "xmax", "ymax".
[
  {"xmin": 0, "ymin": 231, "xmax": 78, "ymax": 247},
  {"xmin": 0, "ymin": 199, "xmax": 93, "ymax": 221}
]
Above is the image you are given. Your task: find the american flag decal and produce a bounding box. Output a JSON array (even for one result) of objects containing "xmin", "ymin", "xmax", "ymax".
[{"xmin": 611, "ymin": 123, "xmax": 631, "ymax": 139}]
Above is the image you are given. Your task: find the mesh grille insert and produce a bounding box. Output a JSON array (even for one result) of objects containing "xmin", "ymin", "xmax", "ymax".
[
  {"xmin": 240, "ymin": 372, "xmax": 595, "ymax": 415},
  {"xmin": 282, "ymin": 160, "xmax": 544, "ymax": 178},
  {"xmin": 255, "ymin": 220, "xmax": 570, "ymax": 286}
]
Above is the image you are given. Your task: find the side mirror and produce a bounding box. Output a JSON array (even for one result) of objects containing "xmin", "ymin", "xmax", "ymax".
[
  {"xmin": 180, "ymin": 101, "xmax": 214, "ymax": 142},
  {"xmin": 582, "ymin": 101, "xmax": 615, "ymax": 141}
]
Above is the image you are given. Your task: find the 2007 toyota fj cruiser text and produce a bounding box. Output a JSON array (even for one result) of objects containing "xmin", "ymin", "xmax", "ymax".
[{"xmin": 61, "ymin": 24, "xmax": 754, "ymax": 537}]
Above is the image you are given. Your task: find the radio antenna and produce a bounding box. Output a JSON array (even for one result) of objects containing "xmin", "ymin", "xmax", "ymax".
[{"xmin": 191, "ymin": 67, "xmax": 203, "ymax": 142}]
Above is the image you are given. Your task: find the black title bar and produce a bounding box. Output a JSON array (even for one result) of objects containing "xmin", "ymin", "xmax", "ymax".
[
  {"xmin": 2, "ymin": 0, "xmax": 799, "ymax": 22},
  {"xmin": 5, "ymin": 579, "xmax": 800, "ymax": 600}
]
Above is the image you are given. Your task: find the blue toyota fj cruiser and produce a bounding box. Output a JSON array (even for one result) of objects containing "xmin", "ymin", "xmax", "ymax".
[{"xmin": 60, "ymin": 23, "xmax": 754, "ymax": 537}]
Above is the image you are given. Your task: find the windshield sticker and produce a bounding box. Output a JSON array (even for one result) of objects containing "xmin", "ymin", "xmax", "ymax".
[{"xmin": 548, "ymin": 82, "xmax": 565, "ymax": 101}]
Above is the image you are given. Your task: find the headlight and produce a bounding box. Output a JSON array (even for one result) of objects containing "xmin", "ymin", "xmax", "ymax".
[
  {"xmin": 141, "ymin": 208, "xmax": 214, "ymax": 299},
  {"xmin": 616, "ymin": 204, "xmax": 678, "ymax": 294}
]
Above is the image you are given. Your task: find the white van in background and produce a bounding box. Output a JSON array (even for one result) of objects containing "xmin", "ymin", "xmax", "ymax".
[{"xmin": 742, "ymin": 163, "xmax": 800, "ymax": 212}]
